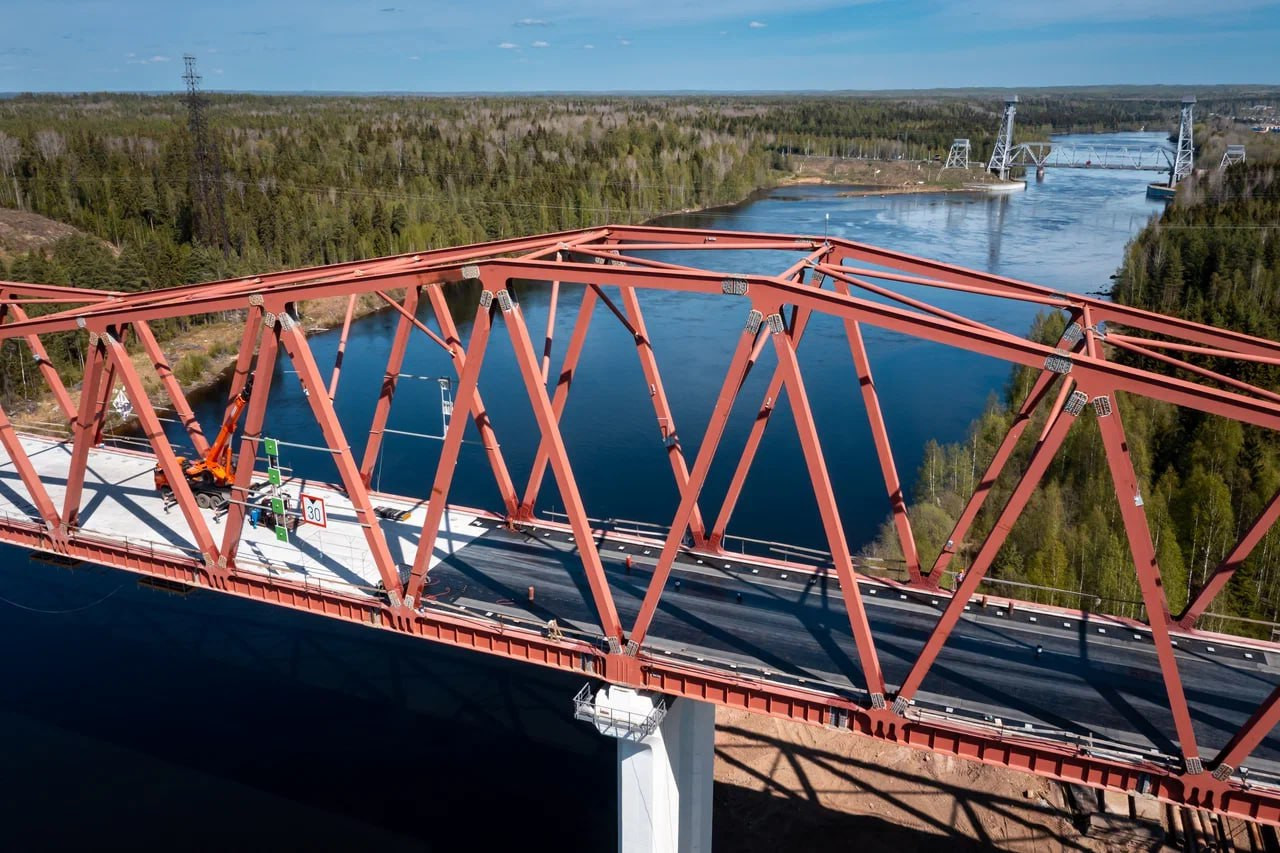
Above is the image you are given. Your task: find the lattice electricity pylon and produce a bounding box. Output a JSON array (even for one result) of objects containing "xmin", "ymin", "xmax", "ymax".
[
  {"xmin": 1172, "ymin": 95, "xmax": 1196, "ymax": 185},
  {"xmin": 943, "ymin": 138, "xmax": 971, "ymax": 170},
  {"xmin": 987, "ymin": 96, "xmax": 1018, "ymax": 180},
  {"xmin": 1221, "ymin": 144, "xmax": 1246, "ymax": 169}
]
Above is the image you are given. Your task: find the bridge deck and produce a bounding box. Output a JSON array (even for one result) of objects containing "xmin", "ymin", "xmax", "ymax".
[
  {"xmin": 3, "ymin": 435, "xmax": 1280, "ymax": 780},
  {"xmin": 0, "ymin": 436, "xmax": 487, "ymax": 596}
]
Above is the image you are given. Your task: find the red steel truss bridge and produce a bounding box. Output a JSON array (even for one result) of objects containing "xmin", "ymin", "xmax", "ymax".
[{"xmin": 3, "ymin": 225, "xmax": 1280, "ymax": 829}]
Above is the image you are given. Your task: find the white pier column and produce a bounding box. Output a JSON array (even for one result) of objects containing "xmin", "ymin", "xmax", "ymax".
[{"xmin": 577, "ymin": 685, "xmax": 715, "ymax": 853}]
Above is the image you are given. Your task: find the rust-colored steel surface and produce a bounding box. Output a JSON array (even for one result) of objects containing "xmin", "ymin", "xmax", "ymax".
[{"xmin": 2, "ymin": 227, "xmax": 1280, "ymax": 823}]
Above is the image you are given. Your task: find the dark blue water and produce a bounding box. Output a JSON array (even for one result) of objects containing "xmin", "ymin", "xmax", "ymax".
[{"xmin": 0, "ymin": 132, "xmax": 1169, "ymax": 848}]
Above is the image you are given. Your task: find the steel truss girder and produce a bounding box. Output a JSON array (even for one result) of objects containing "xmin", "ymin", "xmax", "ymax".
[{"xmin": 6, "ymin": 224, "xmax": 1280, "ymax": 824}]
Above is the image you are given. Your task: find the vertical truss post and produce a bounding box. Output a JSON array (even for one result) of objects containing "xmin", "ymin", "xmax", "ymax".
[
  {"xmin": 360, "ymin": 286, "xmax": 420, "ymax": 486},
  {"xmin": 498, "ymin": 283, "xmax": 627, "ymax": 647},
  {"xmin": 1092, "ymin": 387, "xmax": 1203, "ymax": 773},
  {"xmin": 91, "ymin": 348, "xmax": 119, "ymax": 446},
  {"xmin": 928, "ymin": 325, "xmax": 1084, "ymax": 585},
  {"xmin": 274, "ymin": 307, "xmax": 407, "ymax": 603},
  {"xmin": 519, "ymin": 286, "xmax": 599, "ymax": 518},
  {"xmin": 132, "ymin": 319, "xmax": 210, "ymax": 457},
  {"xmin": 4, "ymin": 302, "xmax": 75, "ymax": 422},
  {"xmin": 218, "ymin": 305, "xmax": 275, "ymax": 567},
  {"xmin": 328, "ymin": 293, "xmax": 358, "ymax": 400},
  {"xmin": 894, "ymin": 385, "xmax": 1084, "ymax": 710},
  {"xmin": 0, "ymin": 400, "xmax": 62, "ymax": 537},
  {"xmin": 1212, "ymin": 684, "xmax": 1280, "ymax": 780},
  {"xmin": 100, "ymin": 325, "xmax": 221, "ymax": 566},
  {"xmin": 630, "ymin": 309, "xmax": 764, "ymax": 651},
  {"xmin": 404, "ymin": 292, "xmax": 496, "ymax": 607},
  {"xmin": 708, "ymin": 305, "xmax": 812, "ymax": 550},
  {"xmin": 620, "ymin": 285, "xmax": 707, "ymax": 544},
  {"xmin": 772, "ymin": 319, "xmax": 887, "ymax": 704},
  {"xmin": 423, "ymin": 282, "xmax": 519, "ymax": 518},
  {"xmin": 1179, "ymin": 487, "xmax": 1280, "ymax": 629},
  {"xmin": 836, "ymin": 285, "xmax": 922, "ymax": 585},
  {"xmin": 61, "ymin": 336, "xmax": 108, "ymax": 527}
]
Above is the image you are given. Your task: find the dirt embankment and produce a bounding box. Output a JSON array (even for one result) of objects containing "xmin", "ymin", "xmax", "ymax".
[{"xmin": 783, "ymin": 155, "xmax": 1004, "ymax": 195}]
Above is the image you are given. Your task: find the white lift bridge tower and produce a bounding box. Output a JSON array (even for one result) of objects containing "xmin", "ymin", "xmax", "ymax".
[{"xmin": 987, "ymin": 95, "xmax": 1018, "ymax": 180}]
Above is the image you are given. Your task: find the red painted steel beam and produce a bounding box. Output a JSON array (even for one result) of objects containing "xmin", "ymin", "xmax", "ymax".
[
  {"xmin": 100, "ymin": 326, "xmax": 222, "ymax": 566},
  {"xmin": 132, "ymin": 319, "xmax": 211, "ymax": 457},
  {"xmin": 928, "ymin": 327, "xmax": 1084, "ymax": 584},
  {"xmin": 541, "ymin": 271, "xmax": 559, "ymax": 382},
  {"xmin": 834, "ymin": 283, "xmax": 922, "ymax": 585},
  {"xmin": 404, "ymin": 294, "xmax": 496, "ymax": 608},
  {"xmin": 2, "ymin": 303, "xmax": 75, "ymax": 422},
  {"xmin": 360, "ymin": 286, "xmax": 420, "ymax": 485},
  {"xmin": 61, "ymin": 339, "xmax": 108, "ymax": 527},
  {"xmin": 1106, "ymin": 334, "xmax": 1280, "ymax": 405},
  {"xmin": 218, "ymin": 306, "xmax": 275, "ymax": 570},
  {"xmin": 629, "ymin": 309, "xmax": 764, "ymax": 650},
  {"xmin": 374, "ymin": 288, "xmax": 452, "ymax": 353},
  {"xmin": 519, "ymin": 285, "xmax": 599, "ymax": 518},
  {"xmin": 1181, "ymin": 488, "xmax": 1280, "ymax": 629},
  {"xmin": 1214, "ymin": 684, "xmax": 1280, "ymax": 780},
  {"xmin": 273, "ymin": 308, "xmax": 407, "ymax": 603},
  {"xmin": 705, "ymin": 250, "xmax": 833, "ymax": 549},
  {"xmin": 0, "ymin": 402, "xmax": 63, "ymax": 537},
  {"xmin": 421, "ymin": 283, "xmax": 520, "ymax": 519},
  {"xmin": 619, "ymin": 285, "xmax": 707, "ymax": 544},
  {"xmin": 894, "ymin": 385, "xmax": 1084, "ymax": 710},
  {"xmin": 772, "ymin": 321, "xmax": 888, "ymax": 703},
  {"xmin": 1092, "ymin": 386, "xmax": 1203, "ymax": 773},
  {"xmin": 497, "ymin": 283, "xmax": 628, "ymax": 647},
  {"xmin": 328, "ymin": 294, "xmax": 357, "ymax": 400},
  {"xmin": 1106, "ymin": 333, "xmax": 1280, "ymax": 367}
]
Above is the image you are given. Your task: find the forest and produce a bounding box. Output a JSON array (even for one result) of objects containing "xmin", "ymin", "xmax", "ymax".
[{"xmin": 865, "ymin": 160, "xmax": 1280, "ymax": 635}]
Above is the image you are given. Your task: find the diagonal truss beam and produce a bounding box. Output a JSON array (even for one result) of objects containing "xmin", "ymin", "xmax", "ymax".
[
  {"xmin": 1, "ymin": 302, "xmax": 75, "ymax": 422},
  {"xmin": 771, "ymin": 317, "xmax": 888, "ymax": 703},
  {"xmin": 132, "ymin": 319, "xmax": 210, "ymax": 458},
  {"xmin": 274, "ymin": 308, "xmax": 406, "ymax": 603},
  {"xmin": 360, "ymin": 286, "xmax": 420, "ymax": 485},
  {"xmin": 894, "ymin": 383, "xmax": 1085, "ymax": 710},
  {"xmin": 422, "ymin": 282, "xmax": 519, "ymax": 518},
  {"xmin": 1180, "ymin": 488, "xmax": 1280, "ymax": 629},
  {"xmin": 629, "ymin": 309, "xmax": 766, "ymax": 650},
  {"xmin": 1093, "ymin": 386, "xmax": 1203, "ymax": 773},
  {"xmin": 218, "ymin": 305, "xmax": 274, "ymax": 569}
]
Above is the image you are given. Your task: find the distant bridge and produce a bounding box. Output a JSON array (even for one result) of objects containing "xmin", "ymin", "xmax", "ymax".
[{"xmin": 1007, "ymin": 141, "xmax": 1174, "ymax": 172}]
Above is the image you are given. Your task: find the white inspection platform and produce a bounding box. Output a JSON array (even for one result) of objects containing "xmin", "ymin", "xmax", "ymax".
[{"xmin": 0, "ymin": 434, "xmax": 487, "ymax": 598}]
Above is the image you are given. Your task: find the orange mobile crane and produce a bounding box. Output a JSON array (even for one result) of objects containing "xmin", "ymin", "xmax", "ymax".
[{"xmin": 154, "ymin": 377, "xmax": 254, "ymax": 510}]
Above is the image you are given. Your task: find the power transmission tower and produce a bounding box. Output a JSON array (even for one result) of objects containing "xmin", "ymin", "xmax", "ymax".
[
  {"xmin": 987, "ymin": 96, "xmax": 1018, "ymax": 180},
  {"xmin": 1171, "ymin": 95, "xmax": 1196, "ymax": 185},
  {"xmin": 183, "ymin": 54, "xmax": 229, "ymax": 252},
  {"xmin": 944, "ymin": 139, "xmax": 971, "ymax": 170}
]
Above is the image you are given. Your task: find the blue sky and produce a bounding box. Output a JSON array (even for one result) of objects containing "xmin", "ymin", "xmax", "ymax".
[{"xmin": 1, "ymin": 0, "xmax": 1277, "ymax": 92}]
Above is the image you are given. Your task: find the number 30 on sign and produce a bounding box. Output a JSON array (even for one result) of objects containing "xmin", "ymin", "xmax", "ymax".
[{"xmin": 300, "ymin": 494, "xmax": 327, "ymax": 528}]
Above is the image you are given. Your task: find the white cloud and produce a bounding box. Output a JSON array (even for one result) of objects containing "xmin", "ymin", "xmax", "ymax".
[
  {"xmin": 409, "ymin": 55, "xmax": 420, "ymax": 60},
  {"xmin": 618, "ymin": 37, "xmax": 632, "ymax": 45},
  {"xmin": 516, "ymin": 17, "xmax": 550, "ymax": 26},
  {"xmin": 583, "ymin": 43, "xmax": 595, "ymax": 49},
  {"xmin": 498, "ymin": 41, "xmax": 518, "ymax": 49},
  {"xmin": 531, "ymin": 40, "xmax": 550, "ymax": 47},
  {"xmin": 748, "ymin": 20, "xmax": 766, "ymax": 28},
  {"xmin": 213, "ymin": 68, "xmax": 224, "ymax": 74},
  {"xmin": 150, "ymin": 55, "xmax": 171, "ymax": 62}
]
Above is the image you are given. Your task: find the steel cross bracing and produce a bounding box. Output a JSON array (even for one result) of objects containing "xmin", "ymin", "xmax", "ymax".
[
  {"xmin": 1008, "ymin": 142, "xmax": 1175, "ymax": 172},
  {"xmin": 3, "ymin": 226, "xmax": 1280, "ymax": 822}
]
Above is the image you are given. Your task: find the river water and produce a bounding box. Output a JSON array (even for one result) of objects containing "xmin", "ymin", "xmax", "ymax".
[{"xmin": 0, "ymin": 132, "xmax": 1170, "ymax": 849}]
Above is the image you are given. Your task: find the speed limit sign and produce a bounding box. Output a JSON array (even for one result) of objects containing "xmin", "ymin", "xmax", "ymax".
[{"xmin": 300, "ymin": 494, "xmax": 327, "ymax": 528}]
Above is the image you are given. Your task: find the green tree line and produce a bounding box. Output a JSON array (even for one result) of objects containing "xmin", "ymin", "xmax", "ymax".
[{"xmin": 866, "ymin": 161, "xmax": 1280, "ymax": 635}]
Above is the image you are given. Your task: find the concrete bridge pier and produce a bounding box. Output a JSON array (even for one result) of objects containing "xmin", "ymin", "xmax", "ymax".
[
  {"xmin": 1036, "ymin": 165, "xmax": 1045, "ymax": 181},
  {"xmin": 577, "ymin": 685, "xmax": 715, "ymax": 853}
]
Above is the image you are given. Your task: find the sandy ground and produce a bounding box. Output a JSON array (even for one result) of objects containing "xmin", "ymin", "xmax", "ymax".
[
  {"xmin": 783, "ymin": 155, "xmax": 1003, "ymax": 194},
  {"xmin": 713, "ymin": 707, "xmax": 1120, "ymax": 853}
]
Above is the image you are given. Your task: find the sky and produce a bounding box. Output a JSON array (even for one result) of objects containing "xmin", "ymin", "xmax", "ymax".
[{"xmin": 0, "ymin": 0, "xmax": 1277, "ymax": 93}]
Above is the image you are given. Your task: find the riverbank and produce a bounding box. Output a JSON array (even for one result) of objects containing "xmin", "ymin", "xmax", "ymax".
[{"xmin": 782, "ymin": 154, "xmax": 1007, "ymax": 196}]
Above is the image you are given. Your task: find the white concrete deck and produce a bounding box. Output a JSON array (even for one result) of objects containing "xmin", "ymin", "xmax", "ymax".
[{"xmin": 0, "ymin": 435, "xmax": 488, "ymax": 599}]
